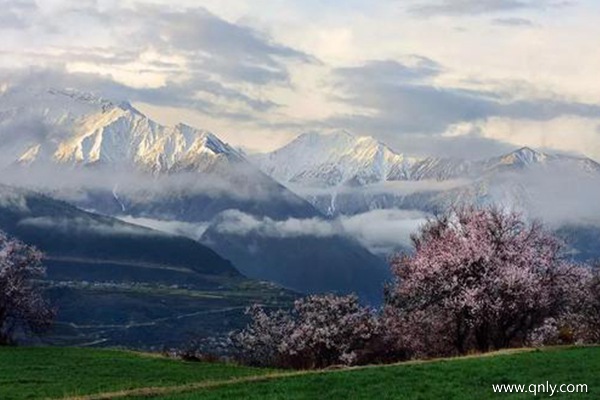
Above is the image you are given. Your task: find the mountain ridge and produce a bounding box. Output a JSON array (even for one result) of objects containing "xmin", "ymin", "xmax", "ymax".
[
  {"xmin": 1, "ymin": 86, "xmax": 245, "ymax": 173},
  {"xmin": 253, "ymin": 130, "xmax": 600, "ymax": 187}
]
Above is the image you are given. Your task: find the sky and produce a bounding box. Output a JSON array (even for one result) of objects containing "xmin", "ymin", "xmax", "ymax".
[{"xmin": 1, "ymin": 0, "xmax": 600, "ymax": 159}]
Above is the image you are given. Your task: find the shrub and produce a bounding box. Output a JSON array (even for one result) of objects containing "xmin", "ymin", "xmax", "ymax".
[
  {"xmin": 231, "ymin": 294, "xmax": 380, "ymax": 369},
  {"xmin": 573, "ymin": 266, "xmax": 600, "ymax": 344}
]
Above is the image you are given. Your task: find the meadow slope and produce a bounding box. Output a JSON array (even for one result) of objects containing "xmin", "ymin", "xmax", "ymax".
[{"xmin": 0, "ymin": 346, "xmax": 598, "ymax": 399}]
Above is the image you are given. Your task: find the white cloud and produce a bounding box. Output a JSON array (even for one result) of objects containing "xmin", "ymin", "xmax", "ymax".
[
  {"xmin": 448, "ymin": 116, "xmax": 600, "ymax": 161},
  {"xmin": 118, "ymin": 216, "xmax": 210, "ymax": 240},
  {"xmin": 1, "ymin": 0, "xmax": 599, "ymax": 157},
  {"xmin": 212, "ymin": 210, "xmax": 337, "ymax": 238},
  {"xmin": 209, "ymin": 208, "xmax": 429, "ymax": 255}
]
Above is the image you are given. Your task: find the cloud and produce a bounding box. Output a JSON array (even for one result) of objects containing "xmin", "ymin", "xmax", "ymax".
[
  {"xmin": 0, "ymin": 2, "xmax": 315, "ymax": 116},
  {"xmin": 17, "ymin": 216, "xmax": 162, "ymax": 237},
  {"xmin": 328, "ymin": 57, "xmax": 600, "ymax": 157},
  {"xmin": 334, "ymin": 57, "xmax": 443, "ymax": 84},
  {"xmin": 502, "ymin": 165, "xmax": 600, "ymax": 226},
  {"xmin": 118, "ymin": 216, "xmax": 210, "ymax": 240},
  {"xmin": 290, "ymin": 179, "xmax": 471, "ymax": 196},
  {"xmin": 0, "ymin": 0, "xmax": 37, "ymax": 29},
  {"xmin": 212, "ymin": 210, "xmax": 337, "ymax": 238},
  {"xmin": 492, "ymin": 17, "xmax": 535, "ymax": 26},
  {"xmin": 408, "ymin": 0, "xmax": 571, "ymax": 16},
  {"xmin": 462, "ymin": 116, "xmax": 600, "ymax": 161},
  {"xmin": 0, "ymin": 184, "xmax": 29, "ymax": 211},
  {"xmin": 338, "ymin": 209, "xmax": 427, "ymax": 254},
  {"xmin": 395, "ymin": 134, "xmax": 519, "ymax": 159},
  {"xmin": 0, "ymin": 163, "xmax": 286, "ymax": 204},
  {"xmin": 208, "ymin": 208, "xmax": 428, "ymax": 255},
  {"xmin": 125, "ymin": 4, "xmax": 315, "ymax": 85}
]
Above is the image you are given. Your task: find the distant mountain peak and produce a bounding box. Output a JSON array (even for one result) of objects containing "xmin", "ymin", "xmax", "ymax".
[
  {"xmin": 499, "ymin": 146, "xmax": 548, "ymax": 166},
  {"xmin": 253, "ymin": 130, "xmax": 418, "ymax": 187}
]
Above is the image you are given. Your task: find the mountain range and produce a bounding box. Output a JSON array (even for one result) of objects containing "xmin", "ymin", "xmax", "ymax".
[
  {"xmin": 253, "ymin": 130, "xmax": 600, "ymax": 222},
  {"xmin": 254, "ymin": 129, "xmax": 600, "ymax": 187},
  {"xmin": 0, "ymin": 86, "xmax": 391, "ymax": 311},
  {"xmin": 1, "ymin": 84, "xmax": 600, "ymax": 348}
]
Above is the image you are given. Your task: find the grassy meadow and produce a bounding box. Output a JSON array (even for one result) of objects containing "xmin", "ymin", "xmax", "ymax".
[{"xmin": 1, "ymin": 346, "xmax": 598, "ymax": 399}]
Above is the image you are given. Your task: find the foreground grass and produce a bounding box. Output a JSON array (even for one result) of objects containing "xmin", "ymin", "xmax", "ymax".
[
  {"xmin": 0, "ymin": 347, "xmax": 274, "ymax": 400},
  {"xmin": 0, "ymin": 346, "xmax": 598, "ymax": 399},
  {"xmin": 139, "ymin": 347, "xmax": 600, "ymax": 400}
]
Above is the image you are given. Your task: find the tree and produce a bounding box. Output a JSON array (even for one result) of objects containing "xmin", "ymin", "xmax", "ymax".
[
  {"xmin": 387, "ymin": 207, "xmax": 582, "ymax": 355},
  {"xmin": 0, "ymin": 232, "xmax": 55, "ymax": 345},
  {"xmin": 575, "ymin": 266, "xmax": 600, "ymax": 344},
  {"xmin": 231, "ymin": 294, "xmax": 380, "ymax": 369}
]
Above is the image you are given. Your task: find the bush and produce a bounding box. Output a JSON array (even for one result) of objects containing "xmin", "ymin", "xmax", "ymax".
[{"xmin": 231, "ymin": 294, "xmax": 381, "ymax": 369}]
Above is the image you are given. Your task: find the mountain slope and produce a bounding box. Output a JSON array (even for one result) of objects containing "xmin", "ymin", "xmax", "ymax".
[{"xmin": 201, "ymin": 211, "xmax": 391, "ymax": 305}]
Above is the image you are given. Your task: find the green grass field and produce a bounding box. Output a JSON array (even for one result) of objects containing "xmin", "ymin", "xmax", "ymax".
[{"xmin": 1, "ymin": 346, "xmax": 598, "ymax": 399}]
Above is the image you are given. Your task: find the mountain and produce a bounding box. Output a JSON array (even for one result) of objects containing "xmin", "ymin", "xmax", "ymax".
[
  {"xmin": 0, "ymin": 86, "xmax": 242, "ymax": 172},
  {"xmin": 0, "ymin": 86, "xmax": 318, "ymax": 221},
  {"xmin": 253, "ymin": 130, "xmax": 420, "ymax": 187},
  {"xmin": 0, "ymin": 86, "xmax": 390, "ymax": 305},
  {"xmin": 0, "ymin": 184, "xmax": 296, "ymax": 348},
  {"xmin": 481, "ymin": 146, "xmax": 600, "ymax": 175},
  {"xmin": 201, "ymin": 211, "xmax": 391, "ymax": 305},
  {"xmin": 10, "ymin": 92, "xmax": 245, "ymax": 173},
  {"xmin": 254, "ymin": 131, "xmax": 600, "ymax": 188},
  {"xmin": 254, "ymin": 131, "xmax": 600, "ymax": 218}
]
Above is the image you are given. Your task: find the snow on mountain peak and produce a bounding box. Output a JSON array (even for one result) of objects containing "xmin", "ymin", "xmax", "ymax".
[
  {"xmin": 498, "ymin": 147, "xmax": 548, "ymax": 166},
  {"xmin": 0, "ymin": 86, "xmax": 243, "ymax": 173},
  {"xmin": 255, "ymin": 132, "xmax": 600, "ymax": 191},
  {"xmin": 253, "ymin": 130, "xmax": 418, "ymax": 187}
]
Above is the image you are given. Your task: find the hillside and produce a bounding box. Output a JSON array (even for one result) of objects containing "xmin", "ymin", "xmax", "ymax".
[
  {"xmin": 0, "ymin": 185, "xmax": 296, "ymax": 348},
  {"xmin": 202, "ymin": 223, "xmax": 390, "ymax": 304},
  {"xmin": 0, "ymin": 87, "xmax": 391, "ymax": 304},
  {"xmin": 0, "ymin": 346, "xmax": 597, "ymax": 399}
]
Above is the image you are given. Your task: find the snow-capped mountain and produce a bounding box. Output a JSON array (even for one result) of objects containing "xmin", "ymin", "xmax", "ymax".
[
  {"xmin": 253, "ymin": 130, "xmax": 420, "ymax": 187},
  {"xmin": 0, "ymin": 85, "xmax": 395, "ymax": 302},
  {"xmin": 254, "ymin": 131, "xmax": 600, "ymax": 220},
  {"xmin": 0, "ymin": 85, "xmax": 324, "ymax": 222},
  {"xmin": 254, "ymin": 131, "xmax": 600, "ymax": 189},
  {"xmin": 0, "ymin": 86, "xmax": 243, "ymax": 173},
  {"xmin": 481, "ymin": 147, "xmax": 600, "ymax": 176}
]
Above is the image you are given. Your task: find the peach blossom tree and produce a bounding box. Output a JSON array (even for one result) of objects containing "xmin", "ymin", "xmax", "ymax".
[
  {"xmin": 0, "ymin": 232, "xmax": 55, "ymax": 345},
  {"xmin": 386, "ymin": 207, "xmax": 583, "ymax": 355}
]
